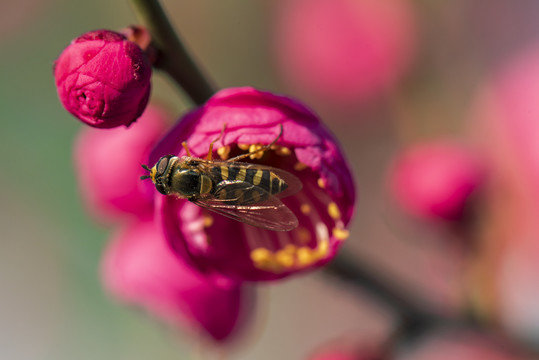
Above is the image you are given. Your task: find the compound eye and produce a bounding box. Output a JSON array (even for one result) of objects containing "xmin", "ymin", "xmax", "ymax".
[
  {"xmin": 155, "ymin": 182, "xmax": 168, "ymax": 195},
  {"xmin": 156, "ymin": 155, "xmax": 173, "ymax": 176}
]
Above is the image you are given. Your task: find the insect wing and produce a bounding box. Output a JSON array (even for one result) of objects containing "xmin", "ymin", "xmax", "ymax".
[{"xmin": 192, "ymin": 181, "xmax": 299, "ymax": 231}]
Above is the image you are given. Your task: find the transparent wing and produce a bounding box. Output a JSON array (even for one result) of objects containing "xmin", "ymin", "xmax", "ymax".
[{"xmin": 192, "ymin": 181, "xmax": 299, "ymax": 231}]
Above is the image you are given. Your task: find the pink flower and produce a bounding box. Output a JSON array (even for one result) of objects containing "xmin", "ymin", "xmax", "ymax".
[
  {"xmin": 388, "ymin": 141, "xmax": 486, "ymax": 223},
  {"xmin": 148, "ymin": 87, "xmax": 356, "ymax": 282},
  {"xmin": 73, "ymin": 105, "xmax": 169, "ymax": 223},
  {"xmin": 101, "ymin": 219, "xmax": 252, "ymax": 342},
  {"xmin": 469, "ymin": 43, "xmax": 539, "ymax": 342},
  {"xmin": 273, "ymin": 0, "xmax": 418, "ymax": 107},
  {"xmin": 54, "ymin": 30, "xmax": 151, "ymax": 128}
]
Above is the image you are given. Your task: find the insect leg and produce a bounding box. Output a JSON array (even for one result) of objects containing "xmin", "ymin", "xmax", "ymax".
[
  {"xmin": 227, "ymin": 124, "xmax": 283, "ymax": 162},
  {"xmin": 206, "ymin": 123, "xmax": 227, "ymax": 161},
  {"xmin": 182, "ymin": 141, "xmax": 192, "ymax": 157}
]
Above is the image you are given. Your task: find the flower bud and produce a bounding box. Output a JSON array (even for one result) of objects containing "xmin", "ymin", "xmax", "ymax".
[
  {"xmin": 388, "ymin": 141, "xmax": 486, "ymax": 223},
  {"xmin": 54, "ymin": 29, "xmax": 151, "ymax": 128}
]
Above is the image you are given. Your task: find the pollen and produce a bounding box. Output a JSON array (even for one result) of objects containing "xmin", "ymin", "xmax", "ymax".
[
  {"xmin": 274, "ymin": 146, "xmax": 292, "ymax": 156},
  {"xmin": 300, "ymin": 203, "xmax": 311, "ymax": 215},
  {"xmin": 238, "ymin": 143, "xmax": 250, "ymax": 151},
  {"xmin": 294, "ymin": 162, "xmax": 308, "ymax": 171},
  {"xmin": 317, "ymin": 178, "xmax": 326, "ymax": 189},
  {"xmin": 332, "ymin": 227, "xmax": 350, "ymax": 241},
  {"xmin": 316, "ymin": 238, "xmax": 329, "ymax": 256},
  {"xmin": 250, "ymin": 248, "xmax": 274, "ymax": 269},
  {"xmin": 217, "ymin": 146, "xmax": 231, "ymax": 160},
  {"xmin": 249, "ymin": 144, "xmax": 265, "ymax": 159},
  {"xmin": 275, "ymin": 249, "xmax": 295, "ymax": 268},
  {"xmin": 297, "ymin": 247, "xmax": 314, "ymax": 266},
  {"xmin": 327, "ymin": 202, "xmax": 341, "ymax": 220},
  {"xmin": 203, "ymin": 214, "xmax": 214, "ymax": 228},
  {"xmin": 296, "ymin": 226, "xmax": 311, "ymax": 244}
]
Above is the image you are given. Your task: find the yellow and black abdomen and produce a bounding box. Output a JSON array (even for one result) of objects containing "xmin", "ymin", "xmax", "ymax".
[{"xmin": 211, "ymin": 165, "xmax": 288, "ymax": 200}]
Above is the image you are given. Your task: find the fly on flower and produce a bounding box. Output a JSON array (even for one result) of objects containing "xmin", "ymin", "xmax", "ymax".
[{"xmin": 141, "ymin": 125, "xmax": 302, "ymax": 231}]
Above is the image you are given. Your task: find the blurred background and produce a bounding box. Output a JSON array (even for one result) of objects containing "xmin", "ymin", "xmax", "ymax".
[{"xmin": 4, "ymin": 0, "xmax": 539, "ymax": 359}]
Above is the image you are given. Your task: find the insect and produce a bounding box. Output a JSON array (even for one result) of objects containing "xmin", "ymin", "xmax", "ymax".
[{"xmin": 141, "ymin": 125, "xmax": 302, "ymax": 231}]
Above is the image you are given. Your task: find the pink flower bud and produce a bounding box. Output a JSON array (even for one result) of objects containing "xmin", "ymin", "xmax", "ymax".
[
  {"xmin": 73, "ymin": 105, "xmax": 169, "ymax": 222},
  {"xmin": 388, "ymin": 141, "xmax": 486, "ymax": 222},
  {"xmin": 149, "ymin": 87, "xmax": 356, "ymax": 282},
  {"xmin": 54, "ymin": 30, "xmax": 152, "ymax": 128},
  {"xmin": 273, "ymin": 0, "xmax": 418, "ymax": 107},
  {"xmin": 101, "ymin": 219, "xmax": 252, "ymax": 342}
]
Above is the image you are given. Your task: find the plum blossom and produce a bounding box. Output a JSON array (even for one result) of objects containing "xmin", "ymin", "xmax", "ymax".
[{"xmin": 148, "ymin": 87, "xmax": 356, "ymax": 282}]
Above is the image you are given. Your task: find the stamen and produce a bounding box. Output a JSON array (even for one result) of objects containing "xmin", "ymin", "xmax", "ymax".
[
  {"xmin": 297, "ymin": 246, "xmax": 314, "ymax": 266},
  {"xmin": 217, "ymin": 146, "xmax": 231, "ymax": 160},
  {"xmin": 300, "ymin": 204, "xmax": 311, "ymax": 215},
  {"xmin": 275, "ymin": 249, "xmax": 294, "ymax": 268},
  {"xmin": 203, "ymin": 215, "xmax": 214, "ymax": 227},
  {"xmin": 332, "ymin": 227, "xmax": 350, "ymax": 241},
  {"xmin": 327, "ymin": 202, "xmax": 341, "ymax": 220},
  {"xmin": 250, "ymin": 248, "xmax": 274, "ymax": 270},
  {"xmin": 249, "ymin": 144, "xmax": 265, "ymax": 159},
  {"xmin": 274, "ymin": 146, "xmax": 292, "ymax": 156},
  {"xmin": 294, "ymin": 162, "xmax": 308, "ymax": 171},
  {"xmin": 317, "ymin": 178, "xmax": 326, "ymax": 189},
  {"xmin": 238, "ymin": 143, "xmax": 250, "ymax": 151},
  {"xmin": 296, "ymin": 226, "xmax": 311, "ymax": 244}
]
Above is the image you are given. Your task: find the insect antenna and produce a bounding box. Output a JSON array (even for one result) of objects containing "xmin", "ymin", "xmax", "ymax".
[
  {"xmin": 140, "ymin": 164, "xmax": 151, "ymax": 180},
  {"xmin": 228, "ymin": 124, "xmax": 284, "ymax": 162}
]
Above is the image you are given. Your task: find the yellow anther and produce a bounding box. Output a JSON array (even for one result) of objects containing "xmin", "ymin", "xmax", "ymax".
[
  {"xmin": 332, "ymin": 227, "xmax": 350, "ymax": 241},
  {"xmin": 296, "ymin": 226, "xmax": 311, "ymax": 244},
  {"xmin": 251, "ymin": 248, "xmax": 272, "ymax": 263},
  {"xmin": 238, "ymin": 143, "xmax": 250, "ymax": 151},
  {"xmin": 283, "ymin": 244, "xmax": 297, "ymax": 254},
  {"xmin": 316, "ymin": 239, "xmax": 329, "ymax": 256},
  {"xmin": 317, "ymin": 178, "xmax": 326, "ymax": 189},
  {"xmin": 275, "ymin": 249, "xmax": 295, "ymax": 268},
  {"xmin": 217, "ymin": 146, "xmax": 231, "ymax": 160},
  {"xmin": 294, "ymin": 162, "xmax": 308, "ymax": 171},
  {"xmin": 296, "ymin": 247, "xmax": 314, "ymax": 267},
  {"xmin": 249, "ymin": 144, "xmax": 265, "ymax": 159},
  {"xmin": 203, "ymin": 215, "xmax": 214, "ymax": 228},
  {"xmin": 275, "ymin": 146, "xmax": 292, "ymax": 156},
  {"xmin": 327, "ymin": 202, "xmax": 341, "ymax": 220},
  {"xmin": 300, "ymin": 203, "xmax": 311, "ymax": 215}
]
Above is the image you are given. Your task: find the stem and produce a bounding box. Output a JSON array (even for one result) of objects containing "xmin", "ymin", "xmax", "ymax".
[
  {"xmin": 129, "ymin": 0, "xmax": 216, "ymax": 106},
  {"xmin": 325, "ymin": 253, "xmax": 443, "ymax": 333}
]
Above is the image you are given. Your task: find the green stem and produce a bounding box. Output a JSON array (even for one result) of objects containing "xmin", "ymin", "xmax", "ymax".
[{"xmin": 128, "ymin": 0, "xmax": 216, "ymax": 106}]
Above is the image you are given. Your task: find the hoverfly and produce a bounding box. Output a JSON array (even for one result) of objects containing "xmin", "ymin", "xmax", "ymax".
[{"xmin": 141, "ymin": 125, "xmax": 302, "ymax": 231}]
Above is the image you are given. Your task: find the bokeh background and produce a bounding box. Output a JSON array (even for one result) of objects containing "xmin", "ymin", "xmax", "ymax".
[{"xmin": 3, "ymin": 0, "xmax": 539, "ymax": 359}]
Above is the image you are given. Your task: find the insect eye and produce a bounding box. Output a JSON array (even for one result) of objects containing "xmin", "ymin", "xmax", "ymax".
[
  {"xmin": 156, "ymin": 155, "xmax": 173, "ymax": 176},
  {"xmin": 155, "ymin": 182, "xmax": 167, "ymax": 195}
]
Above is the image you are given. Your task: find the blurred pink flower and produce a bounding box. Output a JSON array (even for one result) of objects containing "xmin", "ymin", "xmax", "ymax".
[
  {"xmin": 149, "ymin": 87, "xmax": 356, "ymax": 282},
  {"xmin": 395, "ymin": 330, "xmax": 523, "ymax": 360},
  {"xmin": 470, "ymin": 43, "xmax": 539, "ymax": 341},
  {"xmin": 388, "ymin": 141, "xmax": 486, "ymax": 223},
  {"xmin": 54, "ymin": 30, "xmax": 151, "ymax": 128},
  {"xmin": 74, "ymin": 105, "xmax": 169, "ymax": 223},
  {"xmin": 273, "ymin": 0, "xmax": 417, "ymax": 107},
  {"xmin": 102, "ymin": 219, "xmax": 252, "ymax": 342}
]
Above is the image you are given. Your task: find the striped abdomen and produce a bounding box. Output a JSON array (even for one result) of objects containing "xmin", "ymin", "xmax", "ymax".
[{"xmin": 210, "ymin": 165, "xmax": 288, "ymax": 201}]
